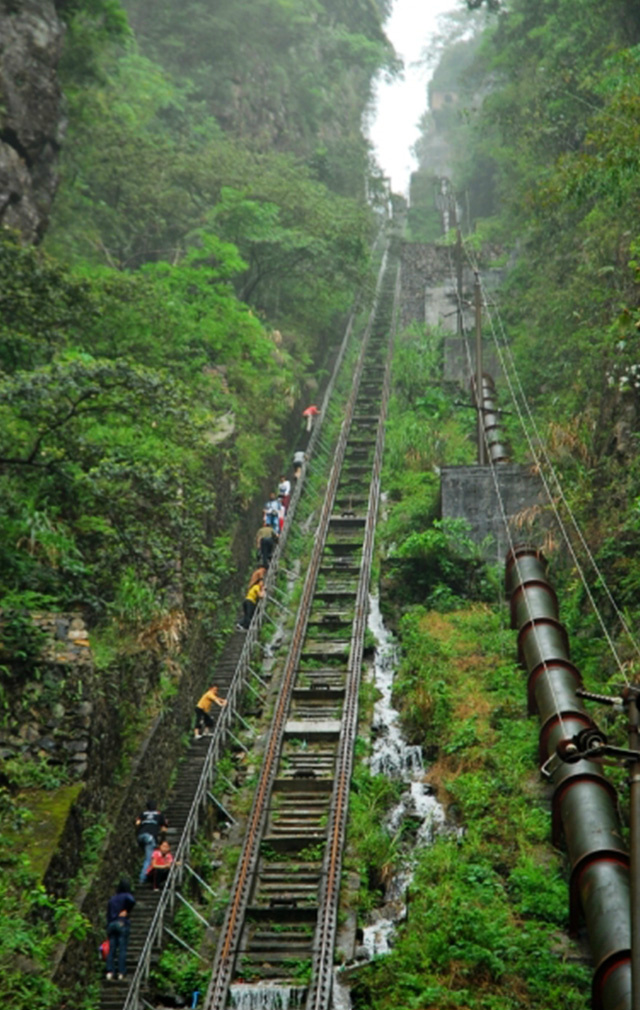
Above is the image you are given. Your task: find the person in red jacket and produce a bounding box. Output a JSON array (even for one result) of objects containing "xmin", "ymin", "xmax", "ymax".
[
  {"xmin": 146, "ymin": 840, "xmax": 174, "ymax": 890},
  {"xmin": 302, "ymin": 404, "xmax": 319, "ymax": 431}
]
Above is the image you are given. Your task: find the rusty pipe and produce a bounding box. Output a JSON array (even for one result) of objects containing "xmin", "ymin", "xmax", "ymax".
[
  {"xmin": 470, "ymin": 373, "xmax": 511, "ymax": 464},
  {"xmin": 505, "ymin": 545, "xmax": 631, "ymax": 1010}
]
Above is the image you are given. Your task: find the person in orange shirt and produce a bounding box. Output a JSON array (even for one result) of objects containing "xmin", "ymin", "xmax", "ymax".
[{"xmin": 194, "ymin": 685, "xmax": 227, "ymax": 739}]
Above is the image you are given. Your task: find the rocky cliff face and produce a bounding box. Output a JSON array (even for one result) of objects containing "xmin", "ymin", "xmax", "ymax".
[{"xmin": 0, "ymin": 0, "xmax": 66, "ymax": 242}]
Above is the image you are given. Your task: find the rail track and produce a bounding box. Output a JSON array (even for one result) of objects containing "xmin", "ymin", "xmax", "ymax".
[
  {"xmin": 97, "ymin": 237, "xmax": 399, "ymax": 1010},
  {"xmin": 204, "ymin": 247, "xmax": 400, "ymax": 1010}
]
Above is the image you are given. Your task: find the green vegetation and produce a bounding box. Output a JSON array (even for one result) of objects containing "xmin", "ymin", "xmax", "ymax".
[
  {"xmin": 343, "ymin": 295, "xmax": 597, "ymax": 1005},
  {"xmin": 0, "ymin": 0, "xmax": 395, "ymax": 1005},
  {"xmin": 150, "ymin": 904, "xmax": 210, "ymax": 999},
  {"xmin": 411, "ymin": 0, "xmax": 640, "ymax": 643},
  {"xmin": 8, "ymin": 0, "xmax": 640, "ymax": 1005},
  {"xmin": 346, "ymin": 766, "xmax": 403, "ymax": 914},
  {"xmin": 349, "ymin": 603, "xmax": 591, "ymax": 1009},
  {"xmin": 379, "ymin": 323, "xmax": 492, "ymax": 613},
  {"xmin": 2, "ymin": 0, "xmax": 395, "ymax": 636},
  {"xmin": 0, "ymin": 834, "xmax": 92, "ymax": 1009}
]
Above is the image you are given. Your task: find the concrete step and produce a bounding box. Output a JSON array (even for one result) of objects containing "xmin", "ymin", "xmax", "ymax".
[
  {"xmin": 240, "ymin": 948, "xmax": 313, "ymax": 964},
  {"xmin": 295, "ymin": 668, "xmax": 345, "ymax": 685},
  {"xmin": 290, "ymin": 706, "xmax": 341, "ymax": 721},
  {"xmin": 301, "ymin": 640, "xmax": 350, "ymax": 657}
]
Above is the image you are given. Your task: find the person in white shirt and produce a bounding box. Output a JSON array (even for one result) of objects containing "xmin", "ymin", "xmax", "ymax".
[{"xmin": 278, "ymin": 475, "xmax": 291, "ymax": 509}]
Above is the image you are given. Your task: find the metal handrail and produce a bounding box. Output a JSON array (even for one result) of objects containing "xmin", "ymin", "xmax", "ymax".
[
  {"xmin": 120, "ymin": 296, "xmax": 363, "ymax": 1010},
  {"xmin": 204, "ymin": 246, "xmax": 391, "ymax": 1010}
]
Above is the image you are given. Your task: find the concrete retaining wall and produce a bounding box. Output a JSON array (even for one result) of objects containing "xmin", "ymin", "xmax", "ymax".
[{"xmin": 440, "ymin": 463, "xmax": 545, "ymax": 563}]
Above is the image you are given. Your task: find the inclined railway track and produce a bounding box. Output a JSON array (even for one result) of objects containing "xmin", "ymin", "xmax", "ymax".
[
  {"xmin": 204, "ymin": 249, "xmax": 400, "ymax": 1010},
  {"xmin": 110, "ymin": 243, "xmax": 369, "ymax": 1010}
]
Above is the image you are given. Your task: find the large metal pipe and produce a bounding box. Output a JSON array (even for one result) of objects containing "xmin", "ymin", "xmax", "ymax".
[
  {"xmin": 470, "ymin": 373, "xmax": 511, "ymax": 464},
  {"xmin": 505, "ymin": 546, "xmax": 631, "ymax": 1010}
]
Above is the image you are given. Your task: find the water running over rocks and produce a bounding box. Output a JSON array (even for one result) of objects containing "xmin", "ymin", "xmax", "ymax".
[
  {"xmin": 360, "ymin": 596, "xmax": 451, "ymax": 959},
  {"xmin": 233, "ymin": 595, "xmax": 452, "ymax": 1010},
  {"xmin": 230, "ymin": 983, "xmax": 306, "ymax": 1010}
]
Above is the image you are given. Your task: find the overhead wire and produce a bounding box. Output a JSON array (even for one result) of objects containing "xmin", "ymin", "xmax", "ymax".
[
  {"xmin": 444, "ymin": 244, "xmax": 572, "ymax": 737},
  {"xmin": 560, "ymin": 88, "xmax": 637, "ymax": 132},
  {"xmin": 458, "ymin": 236, "xmax": 637, "ymax": 679}
]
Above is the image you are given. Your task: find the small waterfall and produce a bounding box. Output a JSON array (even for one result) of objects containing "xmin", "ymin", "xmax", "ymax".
[
  {"xmin": 361, "ymin": 595, "xmax": 451, "ymax": 959},
  {"xmin": 331, "ymin": 969, "xmax": 353, "ymax": 1010},
  {"xmin": 369, "ymin": 599, "xmax": 423, "ymax": 779},
  {"xmin": 229, "ymin": 984, "xmax": 306, "ymax": 1010}
]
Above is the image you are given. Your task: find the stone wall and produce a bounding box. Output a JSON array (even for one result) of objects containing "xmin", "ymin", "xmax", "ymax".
[
  {"xmin": 439, "ymin": 463, "xmax": 546, "ymax": 563},
  {"xmin": 49, "ymin": 639, "xmax": 202, "ymax": 989},
  {"xmin": 48, "ymin": 397, "xmax": 321, "ymax": 990},
  {"xmin": 0, "ymin": 0, "xmax": 66, "ymax": 241},
  {"xmin": 443, "ymin": 267, "xmax": 507, "ymax": 386},
  {"xmin": 400, "ymin": 243, "xmax": 510, "ymax": 392},
  {"xmin": 0, "ymin": 612, "xmax": 93, "ymax": 776},
  {"xmin": 400, "ymin": 242, "xmax": 453, "ymax": 330}
]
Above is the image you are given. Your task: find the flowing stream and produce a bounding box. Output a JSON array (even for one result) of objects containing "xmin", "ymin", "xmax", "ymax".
[
  {"xmin": 232, "ymin": 595, "xmax": 451, "ymax": 1010},
  {"xmin": 229, "ymin": 984, "xmax": 306, "ymax": 1010},
  {"xmin": 333, "ymin": 595, "xmax": 451, "ymax": 1005},
  {"xmin": 230, "ymin": 985, "xmax": 304, "ymax": 1010}
]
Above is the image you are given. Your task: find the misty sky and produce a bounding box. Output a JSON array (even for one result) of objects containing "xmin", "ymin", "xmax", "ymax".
[{"xmin": 367, "ymin": 0, "xmax": 457, "ymax": 196}]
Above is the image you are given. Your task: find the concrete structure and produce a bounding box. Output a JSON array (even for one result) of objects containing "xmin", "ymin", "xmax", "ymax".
[
  {"xmin": 443, "ymin": 267, "xmax": 507, "ymax": 386},
  {"xmin": 439, "ymin": 463, "xmax": 546, "ymax": 563},
  {"xmin": 400, "ymin": 243, "xmax": 452, "ymax": 330},
  {"xmin": 399, "ymin": 242, "xmax": 545, "ymax": 563},
  {"xmin": 443, "ymin": 336, "xmax": 501, "ymax": 386},
  {"xmin": 400, "ymin": 244, "xmax": 506, "ymax": 389}
]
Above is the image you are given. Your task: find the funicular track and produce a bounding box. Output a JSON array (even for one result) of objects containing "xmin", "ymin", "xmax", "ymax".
[
  {"xmin": 204, "ymin": 251, "xmax": 400, "ymax": 1010},
  {"xmin": 100, "ymin": 240, "xmax": 399, "ymax": 1010},
  {"xmin": 108, "ymin": 248, "xmax": 371, "ymax": 1010}
]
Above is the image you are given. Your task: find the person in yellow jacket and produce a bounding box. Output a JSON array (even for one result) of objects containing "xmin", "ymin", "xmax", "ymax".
[
  {"xmin": 237, "ymin": 577, "xmax": 265, "ymax": 632},
  {"xmin": 194, "ymin": 685, "xmax": 227, "ymax": 738}
]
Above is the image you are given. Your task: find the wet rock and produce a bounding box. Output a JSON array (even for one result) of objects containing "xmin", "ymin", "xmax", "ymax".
[
  {"xmin": 64, "ymin": 739, "xmax": 88, "ymax": 754},
  {"xmin": 0, "ymin": 0, "xmax": 66, "ymax": 241},
  {"xmin": 37, "ymin": 736, "xmax": 57, "ymax": 753},
  {"xmin": 14, "ymin": 953, "xmax": 39, "ymax": 975},
  {"xmin": 19, "ymin": 723, "xmax": 40, "ymax": 743}
]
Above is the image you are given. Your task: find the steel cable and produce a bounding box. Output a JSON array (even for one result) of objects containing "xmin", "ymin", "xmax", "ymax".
[
  {"xmin": 459, "ymin": 238, "xmax": 637, "ymax": 678},
  {"xmin": 443, "ymin": 246, "xmax": 574, "ymax": 736}
]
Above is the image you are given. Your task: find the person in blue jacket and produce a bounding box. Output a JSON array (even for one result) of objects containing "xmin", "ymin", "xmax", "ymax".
[{"xmin": 105, "ymin": 878, "xmax": 135, "ymax": 980}]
